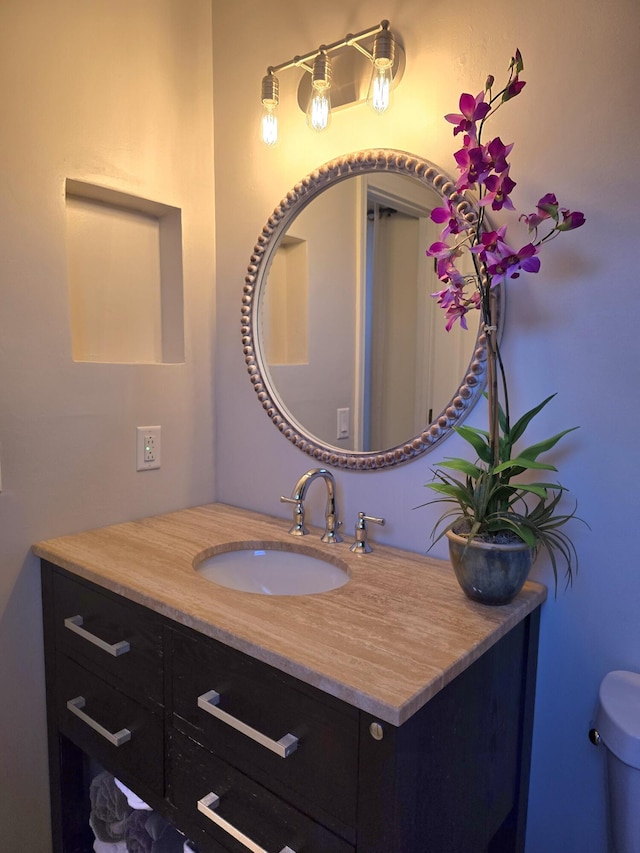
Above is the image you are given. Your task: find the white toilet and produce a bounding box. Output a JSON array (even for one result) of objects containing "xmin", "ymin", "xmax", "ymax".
[{"xmin": 593, "ymin": 670, "xmax": 640, "ymax": 852}]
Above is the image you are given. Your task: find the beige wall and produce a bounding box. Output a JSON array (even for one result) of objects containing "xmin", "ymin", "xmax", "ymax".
[{"xmin": 0, "ymin": 1, "xmax": 215, "ymax": 848}]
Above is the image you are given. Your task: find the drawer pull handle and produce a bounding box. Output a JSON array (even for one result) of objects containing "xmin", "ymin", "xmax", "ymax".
[
  {"xmin": 197, "ymin": 792, "xmax": 296, "ymax": 853},
  {"xmin": 64, "ymin": 615, "xmax": 130, "ymax": 657},
  {"xmin": 66, "ymin": 696, "xmax": 132, "ymax": 747},
  {"xmin": 197, "ymin": 690, "xmax": 298, "ymax": 758}
]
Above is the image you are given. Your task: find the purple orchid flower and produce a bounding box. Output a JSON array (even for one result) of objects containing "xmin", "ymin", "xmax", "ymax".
[
  {"xmin": 557, "ymin": 209, "xmax": 586, "ymax": 231},
  {"xmin": 445, "ymin": 91, "xmax": 492, "ymax": 138},
  {"xmin": 432, "ymin": 285, "xmax": 474, "ymax": 331},
  {"xmin": 430, "ymin": 197, "xmax": 470, "ymax": 238},
  {"xmin": 454, "ymin": 144, "xmax": 493, "ymax": 190},
  {"xmin": 470, "ymin": 225, "xmax": 510, "ymax": 259},
  {"xmin": 427, "ymin": 241, "xmax": 467, "ymax": 285},
  {"xmin": 503, "ymin": 75, "xmax": 526, "ymax": 101},
  {"xmin": 426, "ymin": 240, "xmax": 455, "ymax": 262},
  {"xmin": 486, "ymin": 137, "xmax": 514, "ymax": 174},
  {"xmin": 520, "ymin": 195, "xmax": 585, "ymax": 233},
  {"xmin": 432, "ymin": 50, "xmax": 585, "ymax": 338},
  {"xmin": 520, "ymin": 211, "xmax": 545, "ymax": 230},
  {"xmin": 519, "ymin": 194, "xmax": 558, "ymax": 230},
  {"xmin": 479, "ymin": 169, "xmax": 517, "ymax": 211},
  {"xmin": 535, "ymin": 193, "xmax": 559, "ymax": 219},
  {"xmin": 485, "ymin": 242, "xmax": 541, "ymax": 285}
]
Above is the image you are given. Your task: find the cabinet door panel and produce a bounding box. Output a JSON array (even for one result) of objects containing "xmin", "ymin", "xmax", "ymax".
[
  {"xmin": 51, "ymin": 565, "xmax": 163, "ymax": 708},
  {"xmin": 56, "ymin": 655, "xmax": 164, "ymax": 794},
  {"xmin": 170, "ymin": 731, "xmax": 355, "ymax": 853},
  {"xmin": 171, "ymin": 628, "xmax": 358, "ymax": 831}
]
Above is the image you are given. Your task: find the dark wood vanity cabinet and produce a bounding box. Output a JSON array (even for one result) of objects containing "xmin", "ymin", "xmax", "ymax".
[{"xmin": 42, "ymin": 559, "xmax": 541, "ymax": 853}]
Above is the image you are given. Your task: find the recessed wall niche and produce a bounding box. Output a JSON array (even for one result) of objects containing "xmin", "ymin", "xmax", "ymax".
[
  {"xmin": 263, "ymin": 235, "xmax": 309, "ymax": 365},
  {"xmin": 65, "ymin": 179, "xmax": 184, "ymax": 364}
]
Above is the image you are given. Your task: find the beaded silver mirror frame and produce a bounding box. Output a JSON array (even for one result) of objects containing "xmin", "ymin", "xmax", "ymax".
[{"xmin": 242, "ymin": 149, "xmax": 503, "ymax": 470}]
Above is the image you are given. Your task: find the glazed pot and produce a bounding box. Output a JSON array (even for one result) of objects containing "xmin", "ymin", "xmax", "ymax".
[{"xmin": 446, "ymin": 528, "xmax": 536, "ymax": 606}]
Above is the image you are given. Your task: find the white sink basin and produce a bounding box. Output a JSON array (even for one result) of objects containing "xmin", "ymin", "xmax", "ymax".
[{"xmin": 194, "ymin": 543, "xmax": 350, "ymax": 595}]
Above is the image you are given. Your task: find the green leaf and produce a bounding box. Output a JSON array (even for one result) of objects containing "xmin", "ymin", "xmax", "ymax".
[
  {"xmin": 508, "ymin": 394, "xmax": 557, "ymax": 444},
  {"xmin": 493, "ymin": 457, "xmax": 558, "ymax": 474},
  {"xmin": 425, "ymin": 482, "xmax": 474, "ymax": 506},
  {"xmin": 454, "ymin": 425, "xmax": 492, "ymax": 463},
  {"xmin": 519, "ymin": 427, "xmax": 579, "ymax": 461},
  {"xmin": 455, "ymin": 423, "xmax": 490, "ymax": 440},
  {"xmin": 510, "ymin": 483, "xmax": 549, "ymax": 499},
  {"xmin": 501, "ymin": 521, "xmax": 537, "ymax": 546},
  {"xmin": 426, "ymin": 482, "xmax": 463, "ymax": 496},
  {"xmin": 440, "ymin": 458, "xmax": 485, "ymax": 478}
]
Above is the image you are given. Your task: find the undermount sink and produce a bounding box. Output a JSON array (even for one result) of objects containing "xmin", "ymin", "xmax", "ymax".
[{"xmin": 194, "ymin": 542, "xmax": 350, "ymax": 596}]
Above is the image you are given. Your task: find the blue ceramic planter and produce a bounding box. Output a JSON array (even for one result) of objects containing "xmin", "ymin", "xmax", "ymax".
[{"xmin": 446, "ymin": 529, "xmax": 536, "ymax": 606}]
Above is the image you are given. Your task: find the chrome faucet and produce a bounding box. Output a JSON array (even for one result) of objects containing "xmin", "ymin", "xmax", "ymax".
[{"xmin": 280, "ymin": 468, "xmax": 343, "ymax": 543}]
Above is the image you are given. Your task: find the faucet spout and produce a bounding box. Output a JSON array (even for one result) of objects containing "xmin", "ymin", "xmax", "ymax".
[{"xmin": 280, "ymin": 468, "xmax": 343, "ymax": 543}]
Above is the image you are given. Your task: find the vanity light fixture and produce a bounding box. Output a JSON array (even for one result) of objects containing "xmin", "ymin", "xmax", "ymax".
[{"xmin": 260, "ymin": 20, "xmax": 403, "ymax": 145}]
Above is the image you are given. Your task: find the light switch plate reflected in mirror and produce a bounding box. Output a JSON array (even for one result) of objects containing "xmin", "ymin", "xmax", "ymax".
[{"xmin": 337, "ymin": 408, "xmax": 350, "ymax": 440}]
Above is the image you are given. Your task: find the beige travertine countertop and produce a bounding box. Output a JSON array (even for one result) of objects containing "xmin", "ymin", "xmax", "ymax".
[{"xmin": 34, "ymin": 502, "xmax": 547, "ymax": 726}]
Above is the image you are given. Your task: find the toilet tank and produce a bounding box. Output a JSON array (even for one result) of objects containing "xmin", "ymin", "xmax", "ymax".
[{"xmin": 594, "ymin": 670, "xmax": 640, "ymax": 853}]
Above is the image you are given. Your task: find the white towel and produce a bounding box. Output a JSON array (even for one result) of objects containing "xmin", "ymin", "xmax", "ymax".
[
  {"xmin": 93, "ymin": 840, "xmax": 127, "ymax": 853},
  {"xmin": 113, "ymin": 777, "xmax": 152, "ymax": 811}
]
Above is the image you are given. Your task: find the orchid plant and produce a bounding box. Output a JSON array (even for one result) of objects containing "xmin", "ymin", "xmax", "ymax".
[{"xmin": 425, "ymin": 50, "xmax": 586, "ymax": 589}]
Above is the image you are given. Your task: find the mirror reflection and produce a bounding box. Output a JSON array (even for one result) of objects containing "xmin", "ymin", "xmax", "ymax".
[
  {"xmin": 243, "ymin": 151, "xmax": 497, "ymax": 470},
  {"xmin": 261, "ymin": 171, "xmax": 476, "ymax": 452}
]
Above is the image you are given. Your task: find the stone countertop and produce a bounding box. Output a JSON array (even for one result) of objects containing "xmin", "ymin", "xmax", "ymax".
[{"xmin": 33, "ymin": 502, "xmax": 547, "ymax": 726}]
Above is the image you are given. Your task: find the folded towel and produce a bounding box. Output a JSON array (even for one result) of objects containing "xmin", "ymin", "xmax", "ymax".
[
  {"xmin": 124, "ymin": 809, "xmax": 153, "ymax": 853},
  {"xmin": 89, "ymin": 771, "xmax": 132, "ymax": 843},
  {"xmin": 93, "ymin": 840, "xmax": 128, "ymax": 853},
  {"xmin": 114, "ymin": 778, "xmax": 152, "ymax": 811}
]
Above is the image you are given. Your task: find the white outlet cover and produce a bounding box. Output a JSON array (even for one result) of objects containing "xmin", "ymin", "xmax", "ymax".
[{"xmin": 136, "ymin": 425, "xmax": 161, "ymax": 471}]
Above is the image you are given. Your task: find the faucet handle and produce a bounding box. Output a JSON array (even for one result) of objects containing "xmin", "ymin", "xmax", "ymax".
[
  {"xmin": 321, "ymin": 517, "xmax": 343, "ymax": 545},
  {"xmin": 349, "ymin": 512, "xmax": 385, "ymax": 554},
  {"xmin": 280, "ymin": 495, "xmax": 308, "ymax": 536}
]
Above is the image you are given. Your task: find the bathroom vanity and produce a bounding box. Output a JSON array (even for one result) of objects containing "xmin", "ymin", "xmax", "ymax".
[{"xmin": 35, "ymin": 503, "xmax": 546, "ymax": 853}]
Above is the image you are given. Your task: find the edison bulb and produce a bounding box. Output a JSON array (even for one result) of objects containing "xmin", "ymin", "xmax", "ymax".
[
  {"xmin": 368, "ymin": 63, "xmax": 393, "ymax": 113},
  {"xmin": 261, "ymin": 104, "xmax": 278, "ymax": 145},
  {"xmin": 307, "ymin": 88, "xmax": 331, "ymax": 131},
  {"xmin": 307, "ymin": 50, "xmax": 332, "ymax": 132},
  {"xmin": 260, "ymin": 71, "xmax": 279, "ymax": 146}
]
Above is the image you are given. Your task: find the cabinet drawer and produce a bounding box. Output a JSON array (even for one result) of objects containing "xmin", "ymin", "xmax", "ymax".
[
  {"xmin": 172, "ymin": 629, "xmax": 358, "ymax": 831},
  {"xmin": 170, "ymin": 730, "xmax": 355, "ymax": 853},
  {"xmin": 52, "ymin": 566, "xmax": 163, "ymax": 708},
  {"xmin": 56, "ymin": 655, "xmax": 164, "ymax": 794}
]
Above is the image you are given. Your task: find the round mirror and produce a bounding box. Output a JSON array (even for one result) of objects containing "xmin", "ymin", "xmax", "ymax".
[{"xmin": 242, "ymin": 150, "xmax": 502, "ymax": 470}]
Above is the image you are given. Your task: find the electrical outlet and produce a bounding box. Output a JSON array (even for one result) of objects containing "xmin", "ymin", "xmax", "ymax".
[{"xmin": 136, "ymin": 426, "xmax": 161, "ymax": 471}]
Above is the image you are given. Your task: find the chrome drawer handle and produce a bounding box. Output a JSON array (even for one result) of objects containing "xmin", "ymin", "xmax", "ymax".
[
  {"xmin": 197, "ymin": 792, "xmax": 296, "ymax": 853},
  {"xmin": 64, "ymin": 615, "xmax": 130, "ymax": 657},
  {"xmin": 66, "ymin": 696, "xmax": 132, "ymax": 747},
  {"xmin": 197, "ymin": 690, "xmax": 298, "ymax": 758}
]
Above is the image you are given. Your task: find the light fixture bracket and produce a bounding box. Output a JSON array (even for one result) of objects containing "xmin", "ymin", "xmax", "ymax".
[
  {"xmin": 266, "ymin": 20, "xmax": 404, "ymax": 110},
  {"xmin": 296, "ymin": 39, "xmax": 404, "ymax": 114}
]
